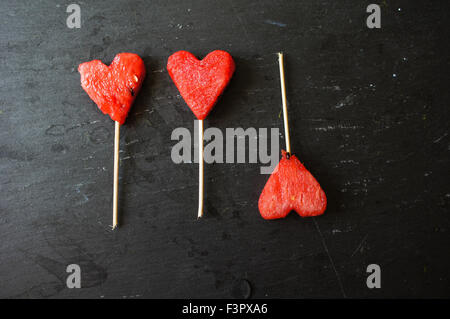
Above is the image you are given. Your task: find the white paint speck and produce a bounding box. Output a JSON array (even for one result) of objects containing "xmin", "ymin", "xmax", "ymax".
[
  {"xmin": 433, "ymin": 133, "xmax": 448, "ymax": 143},
  {"xmin": 335, "ymin": 93, "xmax": 356, "ymax": 108},
  {"xmin": 340, "ymin": 159, "xmax": 360, "ymax": 165},
  {"xmin": 264, "ymin": 20, "xmax": 287, "ymax": 27}
]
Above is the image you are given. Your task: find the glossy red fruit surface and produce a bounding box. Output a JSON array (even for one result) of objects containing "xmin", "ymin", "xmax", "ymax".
[
  {"xmin": 167, "ymin": 50, "xmax": 235, "ymax": 120},
  {"xmin": 258, "ymin": 150, "xmax": 327, "ymax": 220},
  {"xmin": 78, "ymin": 53, "xmax": 146, "ymax": 124}
]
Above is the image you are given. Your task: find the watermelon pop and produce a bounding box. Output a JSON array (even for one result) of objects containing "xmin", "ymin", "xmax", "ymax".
[
  {"xmin": 78, "ymin": 53, "xmax": 146, "ymax": 228},
  {"xmin": 258, "ymin": 150, "xmax": 327, "ymax": 219},
  {"xmin": 167, "ymin": 50, "xmax": 235, "ymax": 218},
  {"xmin": 258, "ymin": 53, "xmax": 327, "ymax": 220}
]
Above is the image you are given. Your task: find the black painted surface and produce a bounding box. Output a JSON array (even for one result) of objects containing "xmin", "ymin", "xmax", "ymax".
[{"xmin": 0, "ymin": 0, "xmax": 449, "ymax": 298}]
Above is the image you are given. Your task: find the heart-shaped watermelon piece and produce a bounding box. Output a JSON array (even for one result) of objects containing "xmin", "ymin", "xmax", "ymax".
[
  {"xmin": 167, "ymin": 50, "xmax": 235, "ymax": 120},
  {"xmin": 258, "ymin": 150, "xmax": 327, "ymax": 219},
  {"xmin": 78, "ymin": 53, "xmax": 146, "ymax": 124}
]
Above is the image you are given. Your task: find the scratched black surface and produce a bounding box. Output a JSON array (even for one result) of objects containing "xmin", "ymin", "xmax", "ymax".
[{"xmin": 0, "ymin": 0, "xmax": 449, "ymax": 299}]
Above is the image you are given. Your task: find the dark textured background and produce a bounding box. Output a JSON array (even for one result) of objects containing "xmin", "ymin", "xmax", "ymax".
[{"xmin": 0, "ymin": 0, "xmax": 449, "ymax": 298}]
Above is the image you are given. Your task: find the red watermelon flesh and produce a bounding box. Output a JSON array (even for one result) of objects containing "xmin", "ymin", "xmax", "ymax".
[
  {"xmin": 258, "ymin": 150, "xmax": 327, "ymax": 219},
  {"xmin": 167, "ymin": 50, "xmax": 235, "ymax": 120},
  {"xmin": 78, "ymin": 53, "xmax": 146, "ymax": 124}
]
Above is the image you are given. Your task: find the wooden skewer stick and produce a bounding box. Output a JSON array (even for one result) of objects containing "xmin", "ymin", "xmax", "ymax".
[
  {"xmin": 278, "ymin": 52, "xmax": 291, "ymax": 154},
  {"xmin": 198, "ymin": 119, "xmax": 204, "ymax": 218},
  {"xmin": 112, "ymin": 121, "xmax": 120, "ymax": 229}
]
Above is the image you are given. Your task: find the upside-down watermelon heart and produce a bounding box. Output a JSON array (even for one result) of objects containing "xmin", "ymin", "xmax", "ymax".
[
  {"xmin": 167, "ymin": 50, "xmax": 235, "ymax": 120},
  {"xmin": 78, "ymin": 53, "xmax": 146, "ymax": 124},
  {"xmin": 258, "ymin": 150, "xmax": 327, "ymax": 219}
]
